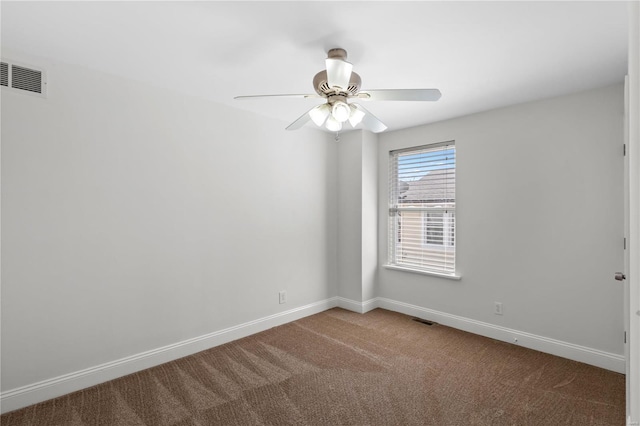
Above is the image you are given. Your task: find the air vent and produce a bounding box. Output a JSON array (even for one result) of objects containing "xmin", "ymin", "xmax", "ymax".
[
  {"xmin": 1, "ymin": 62, "xmax": 8, "ymax": 87},
  {"xmin": 0, "ymin": 59, "xmax": 46, "ymax": 97},
  {"xmin": 12, "ymin": 65, "xmax": 42, "ymax": 93},
  {"xmin": 412, "ymin": 318, "xmax": 438, "ymax": 326}
]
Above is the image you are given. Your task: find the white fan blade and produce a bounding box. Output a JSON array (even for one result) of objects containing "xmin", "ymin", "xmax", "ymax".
[
  {"xmin": 285, "ymin": 106, "xmax": 321, "ymax": 131},
  {"xmin": 235, "ymin": 94, "xmax": 321, "ymax": 100},
  {"xmin": 325, "ymin": 58, "xmax": 353, "ymax": 90},
  {"xmin": 351, "ymin": 103, "xmax": 387, "ymax": 133},
  {"xmin": 357, "ymin": 89, "xmax": 441, "ymax": 102}
]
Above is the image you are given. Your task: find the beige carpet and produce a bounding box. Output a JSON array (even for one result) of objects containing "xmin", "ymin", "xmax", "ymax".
[{"xmin": 0, "ymin": 308, "xmax": 625, "ymax": 425}]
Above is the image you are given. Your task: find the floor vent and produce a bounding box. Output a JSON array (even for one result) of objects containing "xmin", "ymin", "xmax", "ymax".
[
  {"xmin": 1, "ymin": 59, "xmax": 46, "ymax": 97},
  {"xmin": 412, "ymin": 318, "xmax": 437, "ymax": 326}
]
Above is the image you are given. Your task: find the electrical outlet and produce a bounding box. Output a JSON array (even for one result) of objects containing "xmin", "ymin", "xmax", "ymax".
[
  {"xmin": 494, "ymin": 302, "xmax": 503, "ymax": 315},
  {"xmin": 279, "ymin": 291, "xmax": 286, "ymax": 304}
]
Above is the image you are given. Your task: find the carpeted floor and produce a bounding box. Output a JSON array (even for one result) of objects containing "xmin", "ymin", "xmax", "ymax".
[{"xmin": 0, "ymin": 308, "xmax": 626, "ymax": 425}]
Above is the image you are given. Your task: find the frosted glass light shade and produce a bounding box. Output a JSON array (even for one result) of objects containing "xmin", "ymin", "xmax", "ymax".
[
  {"xmin": 325, "ymin": 115, "xmax": 343, "ymax": 132},
  {"xmin": 309, "ymin": 104, "xmax": 330, "ymax": 126},
  {"xmin": 332, "ymin": 101, "xmax": 351, "ymax": 122},
  {"xmin": 348, "ymin": 105, "xmax": 366, "ymax": 127}
]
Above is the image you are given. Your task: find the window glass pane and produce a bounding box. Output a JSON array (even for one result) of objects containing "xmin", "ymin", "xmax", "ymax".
[
  {"xmin": 425, "ymin": 212, "xmax": 444, "ymax": 245},
  {"xmin": 389, "ymin": 142, "xmax": 456, "ymax": 274}
]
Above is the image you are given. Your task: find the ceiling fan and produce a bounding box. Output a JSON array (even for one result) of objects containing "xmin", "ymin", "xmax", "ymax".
[{"xmin": 235, "ymin": 48, "xmax": 441, "ymax": 133}]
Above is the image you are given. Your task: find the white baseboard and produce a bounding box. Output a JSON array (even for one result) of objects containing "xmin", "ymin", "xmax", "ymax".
[
  {"xmin": 0, "ymin": 297, "xmax": 338, "ymax": 414},
  {"xmin": 375, "ymin": 297, "xmax": 625, "ymax": 374},
  {"xmin": 1, "ymin": 295, "xmax": 625, "ymax": 415},
  {"xmin": 335, "ymin": 296, "xmax": 378, "ymax": 314}
]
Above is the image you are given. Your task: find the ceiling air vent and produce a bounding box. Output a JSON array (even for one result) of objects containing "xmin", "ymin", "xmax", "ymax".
[{"xmin": 0, "ymin": 59, "xmax": 47, "ymax": 97}]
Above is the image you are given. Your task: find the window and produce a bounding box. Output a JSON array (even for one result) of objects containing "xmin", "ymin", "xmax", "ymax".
[
  {"xmin": 423, "ymin": 211, "xmax": 455, "ymax": 247},
  {"xmin": 388, "ymin": 142, "xmax": 456, "ymax": 275}
]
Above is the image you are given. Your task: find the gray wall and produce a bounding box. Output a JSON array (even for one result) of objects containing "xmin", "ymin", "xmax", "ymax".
[
  {"xmin": 377, "ymin": 84, "xmax": 625, "ymax": 355},
  {"xmin": 1, "ymin": 52, "xmax": 338, "ymax": 391},
  {"xmin": 337, "ymin": 132, "xmax": 363, "ymax": 301},
  {"xmin": 337, "ymin": 130, "xmax": 378, "ymax": 304}
]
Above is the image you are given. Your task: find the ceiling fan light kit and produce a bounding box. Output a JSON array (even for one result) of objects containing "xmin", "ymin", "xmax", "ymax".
[
  {"xmin": 235, "ymin": 48, "xmax": 441, "ymax": 134},
  {"xmin": 309, "ymin": 103, "xmax": 330, "ymax": 126},
  {"xmin": 348, "ymin": 104, "xmax": 365, "ymax": 127},
  {"xmin": 331, "ymin": 100, "xmax": 351, "ymax": 122},
  {"xmin": 325, "ymin": 115, "xmax": 342, "ymax": 132}
]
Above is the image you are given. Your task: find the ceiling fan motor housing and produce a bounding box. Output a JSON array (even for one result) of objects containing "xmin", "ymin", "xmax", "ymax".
[
  {"xmin": 313, "ymin": 70, "xmax": 361, "ymax": 98},
  {"xmin": 327, "ymin": 48, "xmax": 348, "ymax": 60}
]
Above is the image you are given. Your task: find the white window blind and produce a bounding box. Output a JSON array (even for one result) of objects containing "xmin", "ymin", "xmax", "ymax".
[{"xmin": 388, "ymin": 142, "xmax": 456, "ymax": 275}]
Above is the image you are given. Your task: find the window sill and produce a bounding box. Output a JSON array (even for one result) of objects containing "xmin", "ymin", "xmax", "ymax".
[{"xmin": 383, "ymin": 264, "xmax": 462, "ymax": 281}]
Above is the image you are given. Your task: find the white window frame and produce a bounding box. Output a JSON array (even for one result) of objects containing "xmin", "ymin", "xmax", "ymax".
[{"xmin": 386, "ymin": 141, "xmax": 459, "ymax": 279}]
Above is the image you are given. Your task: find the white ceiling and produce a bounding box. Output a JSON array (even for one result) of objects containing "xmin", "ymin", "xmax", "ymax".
[{"xmin": 1, "ymin": 1, "xmax": 629, "ymax": 133}]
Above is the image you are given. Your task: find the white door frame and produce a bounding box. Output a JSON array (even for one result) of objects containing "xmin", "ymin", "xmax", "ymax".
[{"xmin": 627, "ymin": 2, "xmax": 639, "ymax": 424}]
